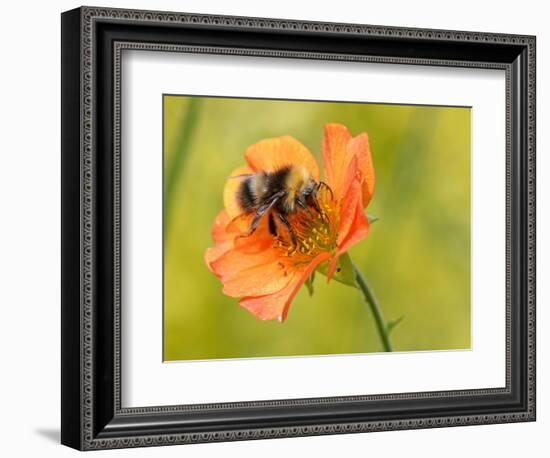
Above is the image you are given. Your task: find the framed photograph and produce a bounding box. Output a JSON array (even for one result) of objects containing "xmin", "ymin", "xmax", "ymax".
[{"xmin": 61, "ymin": 6, "xmax": 536, "ymax": 450}]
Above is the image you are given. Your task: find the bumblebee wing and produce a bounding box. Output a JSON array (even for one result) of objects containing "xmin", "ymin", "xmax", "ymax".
[{"xmin": 224, "ymin": 166, "xmax": 255, "ymax": 218}]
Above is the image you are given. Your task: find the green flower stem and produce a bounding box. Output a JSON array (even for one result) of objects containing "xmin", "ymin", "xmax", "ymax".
[{"xmin": 351, "ymin": 261, "xmax": 393, "ymax": 352}]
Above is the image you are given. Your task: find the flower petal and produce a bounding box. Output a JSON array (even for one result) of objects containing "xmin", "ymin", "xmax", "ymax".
[
  {"xmin": 245, "ymin": 136, "xmax": 320, "ymax": 181},
  {"xmin": 223, "ymin": 165, "xmax": 254, "ymax": 218},
  {"xmin": 336, "ymin": 172, "xmax": 362, "ymax": 247},
  {"xmin": 223, "ymin": 258, "xmax": 295, "ymax": 297},
  {"xmin": 204, "ymin": 210, "xmax": 233, "ymax": 272},
  {"xmin": 325, "ymin": 160, "xmax": 370, "ymax": 281},
  {"xmin": 211, "ymin": 242, "xmax": 278, "ymax": 283},
  {"xmin": 239, "ymin": 252, "xmax": 330, "ymax": 321},
  {"xmin": 204, "ymin": 210, "xmax": 272, "ymax": 275},
  {"xmin": 323, "ymin": 124, "xmax": 375, "ymax": 208},
  {"xmin": 326, "ymin": 200, "xmax": 369, "ymax": 282},
  {"xmin": 347, "ymin": 133, "xmax": 375, "ymax": 207},
  {"xmin": 336, "ymin": 200, "xmax": 369, "ymax": 257},
  {"xmin": 211, "ymin": 210, "xmax": 231, "ymax": 245},
  {"xmin": 322, "ymin": 124, "xmax": 352, "ymax": 200}
]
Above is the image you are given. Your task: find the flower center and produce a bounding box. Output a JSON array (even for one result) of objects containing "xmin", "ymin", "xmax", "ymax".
[{"xmin": 274, "ymin": 189, "xmax": 338, "ymax": 258}]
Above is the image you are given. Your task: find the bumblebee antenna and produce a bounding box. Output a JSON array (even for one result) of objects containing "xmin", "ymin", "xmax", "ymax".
[{"xmin": 229, "ymin": 173, "xmax": 254, "ymax": 180}]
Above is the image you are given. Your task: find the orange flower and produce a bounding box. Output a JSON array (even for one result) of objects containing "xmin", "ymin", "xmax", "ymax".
[{"xmin": 205, "ymin": 124, "xmax": 375, "ymax": 322}]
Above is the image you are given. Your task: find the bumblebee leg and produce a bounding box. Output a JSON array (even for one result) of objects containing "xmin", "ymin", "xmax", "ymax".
[
  {"xmin": 248, "ymin": 201, "xmax": 276, "ymax": 234},
  {"xmin": 268, "ymin": 213, "xmax": 278, "ymax": 236},
  {"xmin": 318, "ymin": 181, "xmax": 334, "ymax": 201},
  {"xmin": 308, "ymin": 192, "xmax": 323, "ymax": 215},
  {"xmin": 238, "ymin": 194, "xmax": 282, "ymax": 239},
  {"xmin": 277, "ymin": 213, "xmax": 297, "ymax": 248},
  {"xmin": 296, "ymin": 199, "xmax": 314, "ymax": 216},
  {"xmin": 308, "ymin": 187, "xmax": 327, "ymax": 222}
]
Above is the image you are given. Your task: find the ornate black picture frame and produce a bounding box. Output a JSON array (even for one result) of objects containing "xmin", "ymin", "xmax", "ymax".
[{"xmin": 61, "ymin": 6, "xmax": 536, "ymax": 450}]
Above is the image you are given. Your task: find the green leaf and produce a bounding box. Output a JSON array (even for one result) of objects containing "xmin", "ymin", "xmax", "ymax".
[
  {"xmin": 305, "ymin": 271, "xmax": 315, "ymax": 296},
  {"xmin": 317, "ymin": 252, "xmax": 357, "ymax": 288},
  {"xmin": 367, "ymin": 214, "xmax": 379, "ymax": 224},
  {"xmin": 386, "ymin": 316, "xmax": 404, "ymax": 334}
]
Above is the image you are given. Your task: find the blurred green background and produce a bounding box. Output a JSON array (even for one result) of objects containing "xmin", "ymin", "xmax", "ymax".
[{"xmin": 163, "ymin": 95, "xmax": 471, "ymax": 361}]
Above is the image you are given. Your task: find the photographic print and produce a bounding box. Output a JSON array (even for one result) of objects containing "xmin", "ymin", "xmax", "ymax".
[{"xmin": 163, "ymin": 95, "xmax": 471, "ymax": 362}]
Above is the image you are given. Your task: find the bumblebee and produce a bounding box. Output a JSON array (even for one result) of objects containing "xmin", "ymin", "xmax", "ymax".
[{"xmin": 234, "ymin": 165, "xmax": 330, "ymax": 245}]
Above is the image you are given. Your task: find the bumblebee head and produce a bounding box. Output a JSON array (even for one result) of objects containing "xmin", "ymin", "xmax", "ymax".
[
  {"xmin": 280, "ymin": 165, "xmax": 315, "ymax": 211},
  {"xmin": 286, "ymin": 165, "xmax": 311, "ymax": 194}
]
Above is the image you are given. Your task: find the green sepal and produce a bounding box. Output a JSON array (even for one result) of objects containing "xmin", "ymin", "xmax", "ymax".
[
  {"xmin": 367, "ymin": 214, "xmax": 379, "ymax": 224},
  {"xmin": 305, "ymin": 271, "xmax": 316, "ymax": 296},
  {"xmin": 317, "ymin": 252, "xmax": 357, "ymax": 288}
]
